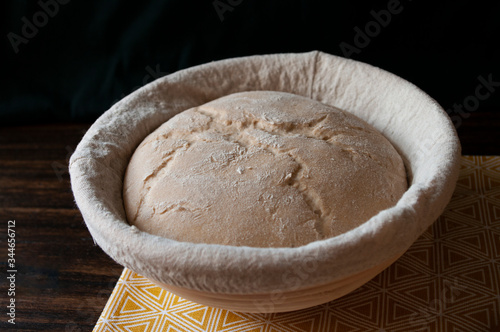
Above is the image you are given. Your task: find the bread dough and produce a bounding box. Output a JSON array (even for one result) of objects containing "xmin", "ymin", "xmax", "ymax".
[{"xmin": 123, "ymin": 91, "xmax": 407, "ymax": 247}]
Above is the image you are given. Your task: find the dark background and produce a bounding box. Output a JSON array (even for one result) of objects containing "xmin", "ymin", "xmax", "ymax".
[{"xmin": 2, "ymin": 0, "xmax": 499, "ymax": 149}]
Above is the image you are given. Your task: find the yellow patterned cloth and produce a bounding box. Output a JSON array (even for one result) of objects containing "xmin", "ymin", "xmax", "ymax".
[{"xmin": 93, "ymin": 156, "xmax": 500, "ymax": 332}]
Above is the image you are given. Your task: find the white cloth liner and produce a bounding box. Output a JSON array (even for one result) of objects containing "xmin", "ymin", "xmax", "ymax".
[{"xmin": 69, "ymin": 51, "xmax": 461, "ymax": 294}]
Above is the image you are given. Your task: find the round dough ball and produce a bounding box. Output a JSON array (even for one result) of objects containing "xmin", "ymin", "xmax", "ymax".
[{"xmin": 123, "ymin": 91, "xmax": 407, "ymax": 248}]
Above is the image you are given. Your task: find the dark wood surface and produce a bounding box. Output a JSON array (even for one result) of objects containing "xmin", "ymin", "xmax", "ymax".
[
  {"xmin": 0, "ymin": 124, "xmax": 122, "ymax": 332},
  {"xmin": 0, "ymin": 112, "xmax": 498, "ymax": 331}
]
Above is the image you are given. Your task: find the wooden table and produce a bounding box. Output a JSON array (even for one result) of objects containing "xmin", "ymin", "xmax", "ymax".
[
  {"xmin": 0, "ymin": 112, "xmax": 498, "ymax": 331},
  {"xmin": 0, "ymin": 124, "xmax": 122, "ymax": 331}
]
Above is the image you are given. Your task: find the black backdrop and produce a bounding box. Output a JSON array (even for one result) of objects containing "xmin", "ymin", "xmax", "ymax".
[{"xmin": 2, "ymin": 0, "xmax": 499, "ymax": 130}]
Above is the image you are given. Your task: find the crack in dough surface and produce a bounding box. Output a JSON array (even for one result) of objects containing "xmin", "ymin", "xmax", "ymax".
[{"xmin": 123, "ymin": 91, "xmax": 408, "ymax": 248}]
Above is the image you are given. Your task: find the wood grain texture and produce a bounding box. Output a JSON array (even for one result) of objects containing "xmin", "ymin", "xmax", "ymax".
[
  {"xmin": 0, "ymin": 114, "xmax": 497, "ymax": 330},
  {"xmin": 0, "ymin": 124, "xmax": 122, "ymax": 331}
]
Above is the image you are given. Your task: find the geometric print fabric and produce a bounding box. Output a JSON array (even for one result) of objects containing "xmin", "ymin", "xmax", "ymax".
[{"xmin": 94, "ymin": 156, "xmax": 500, "ymax": 332}]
